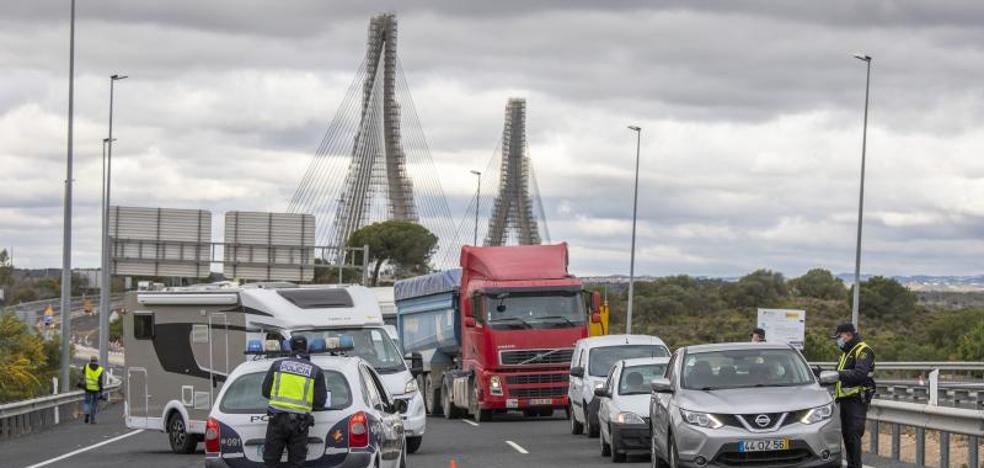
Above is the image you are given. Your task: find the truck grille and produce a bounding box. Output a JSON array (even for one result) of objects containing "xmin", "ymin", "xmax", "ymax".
[
  {"xmin": 506, "ymin": 374, "xmax": 569, "ymax": 385},
  {"xmin": 509, "ymin": 386, "xmax": 567, "ymax": 398},
  {"xmin": 500, "ymin": 348, "xmax": 574, "ymax": 366}
]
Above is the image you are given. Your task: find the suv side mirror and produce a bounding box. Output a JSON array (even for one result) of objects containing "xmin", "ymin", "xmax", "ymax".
[
  {"xmin": 650, "ymin": 378, "xmax": 673, "ymax": 394},
  {"xmin": 819, "ymin": 371, "xmax": 840, "ymax": 386},
  {"xmin": 570, "ymin": 366, "xmax": 584, "ymax": 378},
  {"xmin": 406, "ymin": 352, "xmax": 424, "ymax": 377},
  {"xmin": 593, "ymin": 387, "xmax": 609, "ymax": 398}
]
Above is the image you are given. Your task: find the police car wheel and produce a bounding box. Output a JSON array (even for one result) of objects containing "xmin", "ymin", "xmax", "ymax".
[
  {"xmin": 406, "ymin": 436, "xmax": 422, "ymax": 454},
  {"xmin": 166, "ymin": 413, "xmax": 197, "ymax": 454}
]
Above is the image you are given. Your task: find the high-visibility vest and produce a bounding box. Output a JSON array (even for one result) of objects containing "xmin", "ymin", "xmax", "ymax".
[
  {"xmin": 835, "ymin": 341, "xmax": 871, "ymax": 399},
  {"xmin": 268, "ymin": 360, "xmax": 316, "ymax": 413},
  {"xmin": 85, "ymin": 365, "xmax": 104, "ymax": 392}
]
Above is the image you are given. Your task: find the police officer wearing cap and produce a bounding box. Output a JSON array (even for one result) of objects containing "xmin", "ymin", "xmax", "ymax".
[
  {"xmin": 832, "ymin": 322, "xmax": 875, "ymax": 468},
  {"xmin": 261, "ymin": 335, "xmax": 328, "ymax": 467},
  {"xmin": 750, "ymin": 327, "xmax": 766, "ymax": 342}
]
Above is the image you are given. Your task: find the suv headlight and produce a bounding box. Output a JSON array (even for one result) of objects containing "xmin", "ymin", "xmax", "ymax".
[
  {"xmin": 404, "ymin": 379, "xmax": 418, "ymax": 394},
  {"xmin": 679, "ymin": 408, "xmax": 723, "ymax": 429},
  {"xmin": 615, "ymin": 412, "xmax": 645, "ymax": 424},
  {"xmin": 800, "ymin": 403, "xmax": 834, "ymax": 425},
  {"xmin": 489, "ymin": 375, "xmax": 503, "ymax": 396}
]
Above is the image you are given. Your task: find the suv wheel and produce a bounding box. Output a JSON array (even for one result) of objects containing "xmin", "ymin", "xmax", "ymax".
[
  {"xmin": 586, "ymin": 403, "xmax": 600, "ymax": 438},
  {"xmin": 600, "ymin": 426, "xmax": 611, "ymax": 456},
  {"xmin": 406, "ymin": 436, "xmax": 422, "ymax": 454},
  {"xmin": 167, "ymin": 412, "xmax": 197, "ymax": 454},
  {"xmin": 570, "ymin": 404, "xmax": 584, "ymax": 434}
]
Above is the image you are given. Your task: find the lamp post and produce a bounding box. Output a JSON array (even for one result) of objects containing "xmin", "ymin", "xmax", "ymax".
[
  {"xmin": 470, "ymin": 170, "xmax": 482, "ymax": 245},
  {"xmin": 851, "ymin": 54, "xmax": 871, "ymax": 330},
  {"xmin": 99, "ymin": 74, "xmax": 127, "ymax": 366},
  {"xmin": 60, "ymin": 0, "xmax": 76, "ymax": 392},
  {"xmin": 626, "ymin": 125, "xmax": 642, "ymax": 334}
]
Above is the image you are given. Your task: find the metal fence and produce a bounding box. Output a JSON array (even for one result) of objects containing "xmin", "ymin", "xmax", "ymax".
[
  {"xmin": 867, "ymin": 399, "xmax": 983, "ymax": 468},
  {"xmin": 0, "ymin": 380, "xmax": 121, "ymax": 441}
]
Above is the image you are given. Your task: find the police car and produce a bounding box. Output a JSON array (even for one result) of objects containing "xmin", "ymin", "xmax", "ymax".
[{"xmin": 205, "ymin": 338, "xmax": 408, "ymax": 468}]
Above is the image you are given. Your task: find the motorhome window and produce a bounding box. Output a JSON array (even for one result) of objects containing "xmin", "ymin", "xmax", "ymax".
[
  {"xmin": 485, "ymin": 290, "xmax": 585, "ymax": 330},
  {"xmin": 133, "ymin": 314, "xmax": 154, "ymax": 340},
  {"xmin": 294, "ymin": 328, "xmax": 405, "ymax": 374},
  {"xmin": 277, "ymin": 289, "xmax": 353, "ymax": 309},
  {"xmin": 219, "ymin": 370, "xmax": 351, "ymax": 414},
  {"xmin": 191, "ymin": 324, "xmax": 209, "ymax": 343}
]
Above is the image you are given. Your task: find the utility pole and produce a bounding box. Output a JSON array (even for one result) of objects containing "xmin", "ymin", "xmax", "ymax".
[
  {"xmin": 470, "ymin": 170, "xmax": 482, "ymax": 245},
  {"xmin": 60, "ymin": 0, "xmax": 76, "ymax": 392},
  {"xmin": 851, "ymin": 53, "xmax": 872, "ymax": 330},
  {"xmin": 626, "ymin": 125, "xmax": 642, "ymax": 334}
]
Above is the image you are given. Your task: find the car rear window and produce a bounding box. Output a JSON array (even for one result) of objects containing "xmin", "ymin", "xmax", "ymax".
[
  {"xmin": 277, "ymin": 289, "xmax": 354, "ymax": 309},
  {"xmin": 589, "ymin": 345, "xmax": 670, "ymax": 377},
  {"xmin": 619, "ymin": 364, "xmax": 667, "ymax": 395},
  {"xmin": 220, "ymin": 370, "xmax": 352, "ymax": 413}
]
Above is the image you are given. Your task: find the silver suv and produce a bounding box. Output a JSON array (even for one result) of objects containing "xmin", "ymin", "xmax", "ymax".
[{"xmin": 649, "ymin": 343, "xmax": 841, "ymax": 468}]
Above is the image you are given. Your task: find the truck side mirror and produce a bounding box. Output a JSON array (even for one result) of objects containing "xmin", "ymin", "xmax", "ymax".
[
  {"xmin": 406, "ymin": 352, "xmax": 424, "ymax": 377},
  {"xmin": 464, "ymin": 317, "xmax": 476, "ymax": 328},
  {"xmin": 590, "ymin": 312, "xmax": 601, "ymax": 324},
  {"xmin": 592, "ymin": 291, "xmax": 602, "ymax": 313},
  {"xmin": 570, "ymin": 366, "xmax": 584, "ymax": 378}
]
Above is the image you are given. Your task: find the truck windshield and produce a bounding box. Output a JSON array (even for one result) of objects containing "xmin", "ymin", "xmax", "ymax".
[
  {"xmin": 589, "ymin": 345, "xmax": 669, "ymax": 377},
  {"xmin": 485, "ymin": 290, "xmax": 585, "ymax": 330},
  {"xmin": 293, "ymin": 328, "xmax": 407, "ymax": 374},
  {"xmin": 681, "ymin": 348, "xmax": 814, "ymax": 390}
]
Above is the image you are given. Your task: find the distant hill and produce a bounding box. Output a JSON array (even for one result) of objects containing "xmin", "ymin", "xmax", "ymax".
[{"xmin": 583, "ymin": 273, "xmax": 984, "ymax": 292}]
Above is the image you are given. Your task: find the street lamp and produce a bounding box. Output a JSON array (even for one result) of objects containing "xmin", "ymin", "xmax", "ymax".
[
  {"xmin": 851, "ymin": 53, "xmax": 871, "ymax": 330},
  {"xmin": 470, "ymin": 170, "xmax": 482, "ymax": 246},
  {"xmin": 99, "ymin": 73, "xmax": 127, "ymax": 366},
  {"xmin": 626, "ymin": 125, "xmax": 642, "ymax": 334},
  {"xmin": 60, "ymin": 0, "xmax": 77, "ymax": 391}
]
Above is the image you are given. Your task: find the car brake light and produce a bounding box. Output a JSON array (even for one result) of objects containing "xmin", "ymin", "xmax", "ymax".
[
  {"xmin": 205, "ymin": 417, "xmax": 221, "ymax": 454},
  {"xmin": 349, "ymin": 411, "xmax": 368, "ymax": 448}
]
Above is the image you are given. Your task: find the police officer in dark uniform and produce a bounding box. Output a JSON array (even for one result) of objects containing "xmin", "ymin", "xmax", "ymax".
[
  {"xmin": 750, "ymin": 327, "xmax": 766, "ymax": 342},
  {"xmin": 261, "ymin": 335, "xmax": 328, "ymax": 468},
  {"xmin": 832, "ymin": 322, "xmax": 875, "ymax": 468}
]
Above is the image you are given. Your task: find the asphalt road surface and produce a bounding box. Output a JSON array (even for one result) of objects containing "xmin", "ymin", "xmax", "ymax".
[{"xmin": 1, "ymin": 404, "xmax": 918, "ymax": 468}]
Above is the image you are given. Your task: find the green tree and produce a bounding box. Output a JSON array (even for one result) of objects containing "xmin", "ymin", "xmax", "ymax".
[
  {"xmin": 0, "ymin": 312, "xmax": 47, "ymax": 402},
  {"xmin": 0, "ymin": 249, "xmax": 12, "ymax": 287},
  {"xmin": 956, "ymin": 321, "xmax": 984, "ymax": 360},
  {"xmin": 789, "ymin": 269, "xmax": 845, "ymax": 300},
  {"xmin": 347, "ymin": 220, "xmax": 438, "ymax": 286},
  {"xmin": 109, "ymin": 316, "xmax": 124, "ymax": 342},
  {"xmin": 724, "ymin": 269, "xmax": 788, "ymax": 308},
  {"xmin": 852, "ymin": 276, "xmax": 918, "ymax": 320}
]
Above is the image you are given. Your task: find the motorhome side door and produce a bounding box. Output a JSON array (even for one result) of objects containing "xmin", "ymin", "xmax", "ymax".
[{"xmin": 208, "ymin": 312, "xmax": 230, "ymax": 405}]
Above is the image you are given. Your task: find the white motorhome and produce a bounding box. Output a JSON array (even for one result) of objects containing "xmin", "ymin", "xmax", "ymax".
[{"xmin": 123, "ymin": 283, "xmax": 426, "ymax": 455}]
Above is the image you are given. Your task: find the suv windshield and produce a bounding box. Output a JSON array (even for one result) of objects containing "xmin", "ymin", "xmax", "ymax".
[
  {"xmin": 294, "ymin": 328, "xmax": 406, "ymax": 374},
  {"xmin": 219, "ymin": 370, "xmax": 352, "ymax": 413},
  {"xmin": 589, "ymin": 345, "xmax": 669, "ymax": 377},
  {"xmin": 485, "ymin": 290, "xmax": 585, "ymax": 330},
  {"xmin": 681, "ymin": 348, "xmax": 814, "ymax": 390},
  {"xmin": 619, "ymin": 364, "xmax": 667, "ymax": 395}
]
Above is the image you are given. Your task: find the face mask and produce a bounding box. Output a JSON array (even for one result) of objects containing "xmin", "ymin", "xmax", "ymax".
[{"xmin": 836, "ymin": 337, "xmax": 846, "ymax": 350}]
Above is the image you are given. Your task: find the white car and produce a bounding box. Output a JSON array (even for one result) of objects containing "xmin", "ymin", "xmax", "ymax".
[
  {"xmin": 596, "ymin": 357, "xmax": 670, "ymax": 462},
  {"xmin": 569, "ymin": 335, "xmax": 670, "ymax": 438},
  {"xmin": 205, "ymin": 341, "xmax": 407, "ymax": 468}
]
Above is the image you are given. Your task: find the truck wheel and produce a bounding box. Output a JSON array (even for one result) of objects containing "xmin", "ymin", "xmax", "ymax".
[
  {"xmin": 570, "ymin": 404, "xmax": 584, "ymax": 434},
  {"xmin": 476, "ymin": 408, "xmax": 493, "ymax": 422},
  {"xmin": 166, "ymin": 412, "xmax": 198, "ymax": 454},
  {"xmin": 427, "ymin": 383, "xmax": 443, "ymax": 416},
  {"xmin": 406, "ymin": 436, "xmax": 423, "ymax": 454},
  {"xmin": 442, "ymin": 384, "xmax": 461, "ymax": 419}
]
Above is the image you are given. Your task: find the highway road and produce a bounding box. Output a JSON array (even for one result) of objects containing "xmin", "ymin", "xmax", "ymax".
[{"xmin": 2, "ymin": 404, "xmax": 918, "ymax": 468}]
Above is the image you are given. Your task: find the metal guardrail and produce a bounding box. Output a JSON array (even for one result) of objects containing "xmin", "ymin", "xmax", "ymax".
[
  {"xmin": 813, "ymin": 361, "xmax": 984, "ymax": 372},
  {"xmin": 868, "ymin": 399, "xmax": 983, "ymax": 468},
  {"xmin": 0, "ymin": 381, "xmax": 121, "ymax": 440}
]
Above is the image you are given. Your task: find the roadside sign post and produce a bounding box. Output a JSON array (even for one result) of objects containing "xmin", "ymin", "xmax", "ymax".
[{"xmin": 757, "ymin": 308, "xmax": 806, "ymax": 349}]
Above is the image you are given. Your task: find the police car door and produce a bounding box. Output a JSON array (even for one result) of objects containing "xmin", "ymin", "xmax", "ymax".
[{"xmin": 360, "ymin": 364, "xmax": 405, "ymax": 465}]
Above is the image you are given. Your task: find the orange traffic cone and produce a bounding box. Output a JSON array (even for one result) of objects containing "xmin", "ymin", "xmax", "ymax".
[{"xmin": 449, "ymin": 460, "xmax": 458, "ymax": 468}]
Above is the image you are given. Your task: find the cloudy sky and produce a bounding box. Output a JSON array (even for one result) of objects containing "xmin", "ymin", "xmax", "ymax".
[{"xmin": 3, "ymin": 0, "xmax": 984, "ymax": 277}]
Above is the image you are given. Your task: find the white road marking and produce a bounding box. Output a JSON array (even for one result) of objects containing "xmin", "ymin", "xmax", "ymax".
[
  {"xmin": 23, "ymin": 429, "xmax": 145, "ymax": 468},
  {"xmin": 841, "ymin": 460, "xmax": 875, "ymax": 468},
  {"xmin": 461, "ymin": 419, "xmax": 480, "ymax": 427},
  {"xmin": 506, "ymin": 440, "xmax": 529, "ymax": 454}
]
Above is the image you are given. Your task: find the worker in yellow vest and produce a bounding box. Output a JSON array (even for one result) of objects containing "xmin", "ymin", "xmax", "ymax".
[
  {"xmin": 832, "ymin": 322, "xmax": 875, "ymax": 468},
  {"xmin": 80, "ymin": 356, "xmax": 104, "ymax": 424},
  {"xmin": 260, "ymin": 335, "xmax": 328, "ymax": 468}
]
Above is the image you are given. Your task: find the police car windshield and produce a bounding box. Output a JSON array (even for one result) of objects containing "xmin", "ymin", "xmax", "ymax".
[
  {"xmin": 294, "ymin": 328, "xmax": 406, "ymax": 374},
  {"xmin": 681, "ymin": 349, "xmax": 813, "ymax": 390},
  {"xmin": 220, "ymin": 370, "xmax": 352, "ymax": 413}
]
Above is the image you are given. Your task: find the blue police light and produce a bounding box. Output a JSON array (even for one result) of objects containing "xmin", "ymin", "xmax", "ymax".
[
  {"xmin": 308, "ymin": 338, "xmax": 327, "ymax": 354},
  {"xmin": 338, "ymin": 335, "xmax": 355, "ymax": 350},
  {"xmin": 246, "ymin": 339, "xmax": 263, "ymax": 354},
  {"xmin": 281, "ymin": 339, "xmax": 291, "ymax": 352}
]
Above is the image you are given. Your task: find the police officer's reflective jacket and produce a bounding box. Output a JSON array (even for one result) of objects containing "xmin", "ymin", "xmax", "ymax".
[
  {"xmin": 84, "ymin": 364, "xmax": 104, "ymax": 392},
  {"xmin": 835, "ymin": 338, "xmax": 875, "ymax": 400},
  {"xmin": 261, "ymin": 355, "xmax": 328, "ymax": 414}
]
